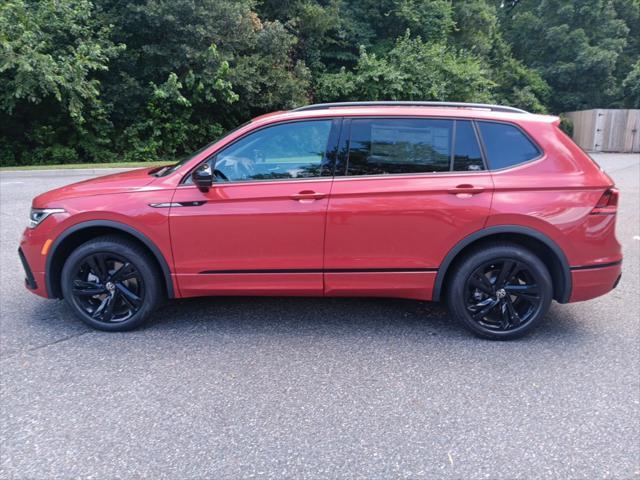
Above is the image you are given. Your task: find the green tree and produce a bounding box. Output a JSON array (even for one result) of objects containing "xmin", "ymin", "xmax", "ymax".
[
  {"xmin": 613, "ymin": 0, "xmax": 640, "ymax": 107},
  {"xmin": 622, "ymin": 60, "xmax": 640, "ymax": 107},
  {"xmin": 258, "ymin": 0, "xmax": 457, "ymax": 72},
  {"xmin": 0, "ymin": 0, "xmax": 123, "ymax": 165},
  {"xmin": 500, "ymin": 0, "xmax": 630, "ymax": 112},
  {"xmin": 99, "ymin": 0, "xmax": 309, "ymax": 160},
  {"xmin": 1, "ymin": 0, "xmax": 637, "ymax": 167},
  {"xmin": 257, "ymin": 0, "xmax": 351, "ymax": 74},
  {"xmin": 452, "ymin": 0, "xmax": 550, "ymax": 112},
  {"xmin": 317, "ymin": 32, "xmax": 494, "ymax": 102}
]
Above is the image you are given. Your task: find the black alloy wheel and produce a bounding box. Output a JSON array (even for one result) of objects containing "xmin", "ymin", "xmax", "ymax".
[
  {"xmin": 446, "ymin": 243, "xmax": 553, "ymax": 340},
  {"xmin": 464, "ymin": 259, "xmax": 543, "ymax": 332},
  {"xmin": 70, "ymin": 253, "xmax": 145, "ymax": 324},
  {"xmin": 61, "ymin": 236, "xmax": 162, "ymax": 331}
]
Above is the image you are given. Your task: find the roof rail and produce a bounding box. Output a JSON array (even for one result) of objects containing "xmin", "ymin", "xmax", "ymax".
[{"xmin": 293, "ymin": 101, "xmax": 528, "ymax": 114}]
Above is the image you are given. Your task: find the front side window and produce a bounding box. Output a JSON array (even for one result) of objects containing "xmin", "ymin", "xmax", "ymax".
[
  {"xmin": 478, "ymin": 121, "xmax": 540, "ymax": 170},
  {"xmin": 347, "ymin": 119, "xmax": 453, "ymax": 175},
  {"xmin": 211, "ymin": 120, "xmax": 333, "ymax": 182}
]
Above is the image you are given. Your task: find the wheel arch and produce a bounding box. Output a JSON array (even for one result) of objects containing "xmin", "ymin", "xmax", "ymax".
[
  {"xmin": 46, "ymin": 220, "xmax": 175, "ymax": 299},
  {"xmin": 433, "ymin": 225, "xmax": 571, "ymax": 303}
]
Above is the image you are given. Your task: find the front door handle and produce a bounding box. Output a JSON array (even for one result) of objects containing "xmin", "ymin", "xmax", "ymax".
[
  {"xmin": 447, "ymin": 184, "xmax": 485, "ymax": 195},
  {"xmin": 291, "ymin": 190, "xmax": 326, "ymax": 201}
]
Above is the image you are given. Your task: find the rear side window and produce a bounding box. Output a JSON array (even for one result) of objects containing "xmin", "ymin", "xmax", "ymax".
[
  {"xmin": 347, "ymin": 118, "xmax": 453, "ymax": 175},
  {"xmin": 478, "ymin": 121, "xmax": 540, "ymax": 169},
  {"xmin": 454, "ymin": 120, "xmax": 484, "ymax": 171}
]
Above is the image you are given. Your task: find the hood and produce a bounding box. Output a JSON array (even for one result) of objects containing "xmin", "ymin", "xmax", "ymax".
[{"xmin": 33, "ymin": 167, "xmax": 160, "ymax": 207}]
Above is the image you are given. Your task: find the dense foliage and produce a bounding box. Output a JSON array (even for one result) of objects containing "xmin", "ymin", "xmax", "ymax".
[{"xmin": 1, "ymin": 0, "xmax": 638, "ymax": 166}]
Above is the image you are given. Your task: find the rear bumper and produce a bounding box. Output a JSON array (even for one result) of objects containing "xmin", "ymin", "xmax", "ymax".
[{"xmin": 569, "ymin": 261, "xmax": 622, "ymax": 302}]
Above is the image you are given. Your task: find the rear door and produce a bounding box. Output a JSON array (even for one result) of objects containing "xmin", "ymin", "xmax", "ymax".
[
  {"xmin": 324, "ymin": 117, "xmax": 494, "ymax": 300},
  {"xmin": 170, "ymin": 119, "xmax": 340, "ymax": 297}
]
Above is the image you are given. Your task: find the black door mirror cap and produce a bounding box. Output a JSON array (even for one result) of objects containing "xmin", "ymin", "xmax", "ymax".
[{"xmin": 192, "ymin": 163, "xmax": 214, "ymax": 192}]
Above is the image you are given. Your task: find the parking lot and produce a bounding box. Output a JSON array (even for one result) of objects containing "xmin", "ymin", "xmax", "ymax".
[{"xmin": 1, "ymin": 154, "xmax": 638, "ymax": 479}]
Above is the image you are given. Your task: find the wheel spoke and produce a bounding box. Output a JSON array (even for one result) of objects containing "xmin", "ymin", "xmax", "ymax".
[
  {"xmin": 72, "ymin": 280, "xmax": 106, "ymax": 296},
  {"xmin": 91, "ymin": 297, "xmax": 109, "ymax": 318},
  {"xmin": 469, "ymin": 273, "xmax": 494, "ymax": 295},
  {"xmin": 101, "ymin": 293, "xmax": 118, "ymax": 322},
  {"xmin": 109, "ymin": 262, "xmax": 136, "ymax": 282},
  {"xmin": 504, "ymin": 283, "xmax": 540, "ymax": 301},
  {"xmin": 98, "ymin": 255, "xmax": 110, "ymax": 279},
  {"xmin": 87, "ymin": 254, "xmax": 108, "ymax": 281},
  {"xmin": 116, "ymin": 283, "xmax": 142, "ymax": 308},
  {"xmin": 496, "ymin": 260, "xmax": 520, "ymax": 287},
  {"xmin": 504, "ymin": 297, "xmax": 521, "ymax": 327},
  {"xmin": 470, "ymin": 297, "xmax": 500, "ymax": 320},
  {"xmin": 498, "ymin": 301, "xmax": 511, "ymax": 329},
  {"xmin": 119, "ymin": 291, "xmax": 137, "ymax": 311}
]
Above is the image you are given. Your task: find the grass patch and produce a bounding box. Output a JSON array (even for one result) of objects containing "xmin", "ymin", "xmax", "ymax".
[{"xmin": 0, "ymin": 161, "xmax": 172, "ymax": 171}]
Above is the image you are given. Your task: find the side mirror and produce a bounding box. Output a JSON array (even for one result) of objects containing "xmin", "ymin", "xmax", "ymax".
[{"xmin": 192, "ymin": 163, "xmax": 213, "ymax": 192}]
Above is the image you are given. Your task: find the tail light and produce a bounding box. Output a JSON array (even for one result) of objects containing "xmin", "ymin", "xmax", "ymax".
[{"xmin": 591, "ymin": 188, "xmax": 618, "ymax": 215}]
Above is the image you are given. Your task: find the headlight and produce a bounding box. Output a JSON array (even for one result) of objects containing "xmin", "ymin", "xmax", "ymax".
[{"xmin": 28, "ymin": 208, "xmax": 65, "ymax": 228}]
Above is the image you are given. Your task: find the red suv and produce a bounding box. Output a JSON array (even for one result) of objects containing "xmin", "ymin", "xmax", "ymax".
[{"xmin": 19, "ymin": 102, "xmax": 622, "ymax": 339}]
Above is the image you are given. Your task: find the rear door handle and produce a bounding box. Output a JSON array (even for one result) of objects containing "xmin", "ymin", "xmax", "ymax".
[
  {"xmin": 291, "ymin": 190, "xmax": 326, "ymax": 201},
  {"xmin": 447, "ymin": 184, "xmax": 485, "ymax": 195}
]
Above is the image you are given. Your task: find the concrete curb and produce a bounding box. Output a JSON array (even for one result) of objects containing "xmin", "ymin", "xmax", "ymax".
[{"xmin": 0, "ymin": 167, "xmax": 138, "ymax": 178}]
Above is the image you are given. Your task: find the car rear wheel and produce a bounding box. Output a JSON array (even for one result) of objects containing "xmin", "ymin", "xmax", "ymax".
[
  {"xmin": 61, "ymin": 235, "xmax": 162, "ymax": 331},
  {"xmin": 446, "ymin": 243, "xmax": 553, "ymax": 340}
]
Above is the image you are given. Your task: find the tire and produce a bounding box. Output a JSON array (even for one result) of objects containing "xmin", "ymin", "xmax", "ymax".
[
  {"xmin": 61, "ymin": 235, "xmax": 162, "ymax": 331},
  {"xmin": 446, "ymin": 242, "xmax": 553, "ymax": 340}
]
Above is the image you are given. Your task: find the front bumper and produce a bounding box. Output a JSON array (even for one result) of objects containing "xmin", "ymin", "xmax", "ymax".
[
  {"xmin": 19, "ymin": 226, "xmax": 52, "ymax": 299},
  {"xmin": 18, "ymin": 247, "xmax": 37, "ymax": 290}
]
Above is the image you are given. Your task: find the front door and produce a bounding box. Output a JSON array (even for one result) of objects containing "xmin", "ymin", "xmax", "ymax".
[
  {"xmin": 324, "ymin": 117, "xmax": 494, "ymax": 300},
  {"xmin": 170, "ymin": 119, "xmax": 339, "ymax": 297}
]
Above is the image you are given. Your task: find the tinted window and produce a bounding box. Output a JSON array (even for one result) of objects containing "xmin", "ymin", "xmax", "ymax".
[
  {"xmin": 212, "ymin": 120, "xmax": 333, "ymax": 181},
  {"xmin": 478, "ymin": 122, "xmax": 540, "ymax": 169},
  {"xmin": 454, "ymin": 120, "xmax": 484, "ymax": 171},
  {"xmin": 347, "ymin": 119, "xmax": 452, "ymax": 175}
]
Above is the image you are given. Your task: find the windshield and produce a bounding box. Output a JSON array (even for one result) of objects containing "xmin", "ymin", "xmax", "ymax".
[{"xmin": 153, "ymin": 121, "xmax": 252, "ymax": 177}]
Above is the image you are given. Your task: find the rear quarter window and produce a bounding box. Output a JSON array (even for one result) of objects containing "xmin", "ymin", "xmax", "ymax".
[{"xmin": 478, "ymin": 121, "xmax": 541, "ymax": 170}]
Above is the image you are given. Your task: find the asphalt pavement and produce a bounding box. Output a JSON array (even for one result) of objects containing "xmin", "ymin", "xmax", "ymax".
[{"xmin": 1, "ymin": 154, "xmax": 639, "ymax": 479}]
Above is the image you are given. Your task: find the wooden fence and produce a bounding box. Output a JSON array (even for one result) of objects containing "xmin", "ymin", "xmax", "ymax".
[{"xmin": 564, "ymin": 109, "xmax": 639, "ymax": 153}]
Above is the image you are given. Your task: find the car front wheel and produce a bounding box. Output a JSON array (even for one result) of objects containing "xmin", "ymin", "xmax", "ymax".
[
  {"xmin": 61, "ymin": 235, "xmax": 162, "ymax": 331},
  {"xmin": 446, "ymin": 242, "xmax": 553, "ymax": 340}
]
